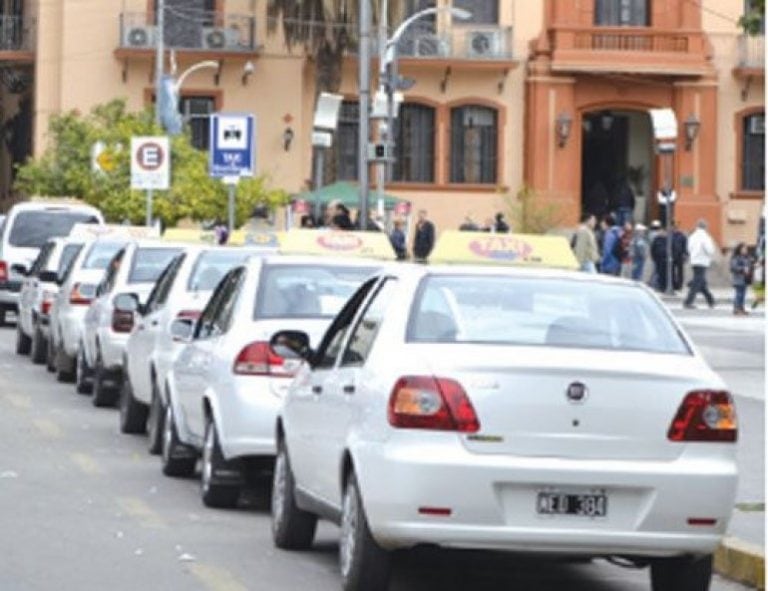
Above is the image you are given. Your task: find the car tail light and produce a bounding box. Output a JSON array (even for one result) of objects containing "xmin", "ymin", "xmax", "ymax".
[
  {"xmin": 233, "ymin": 341, "xmax": 292, "ymax": 377},
  {"xmin": 667, "ymin": 390, "xmax": 737, "ymax": 442},
  {"xmin": 111, "ymin": 309, "xmax": 134, "ymax": 333},
  {"xmin": 176, "ymin": 309, "xmax": 202, "ymax": 321},
  {"xmin": 69, "ymin": 283, "xmax": 93, "ymax": 305},
  {"xmin": 0, "ymin": 260, "xmax": 7, "ymax": 282},
  {"xmin": 388, "ymin": 376, "xmax": 480, "ymax": 433},
  {"xmin": 40, "ymin": 291, "xmax": 56, "ymax": 316}
]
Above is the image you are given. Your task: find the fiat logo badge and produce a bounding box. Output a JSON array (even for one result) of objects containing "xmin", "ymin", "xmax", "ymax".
[{"xmin": 566, "ymin": 382, "xmax": 588, "ymax": 404}]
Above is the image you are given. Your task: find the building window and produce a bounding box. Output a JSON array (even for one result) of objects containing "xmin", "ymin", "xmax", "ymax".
[
  {"xmin": 594, "ymin": 0, "xmax": 649, "ymax": 26},
  {"xmin": 180, "ymin": 96, "xmax": 215, "ymax": 150},
  {"xmin": 454, "ymin": 0, "xmax": 498, "ymax": 24},
  {"xmin": 393, "ymin": 103, "xmax": 435, "ymax": 183},
  {"xmin": 450, "ymin": 105, "xmax": 498, "ymax": 184},
  {"xmin": 743, "ymin": 0, "xmax": 765, "ymax": 34},
  {"xmin": 742, "ymin": 112, "xmax": 765, "ymax": 191},
  {"xmin": 335, "ymin": 101, "xmax": 359, "ymax": 181}
]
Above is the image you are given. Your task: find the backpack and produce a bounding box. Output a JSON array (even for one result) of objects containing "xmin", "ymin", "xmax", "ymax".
[{"xmin": 611, "ymin": 229, "xmax": 627, "ymax": 260}]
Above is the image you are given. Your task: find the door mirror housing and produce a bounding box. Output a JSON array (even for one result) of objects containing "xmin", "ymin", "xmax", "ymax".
[
  {"xmin": 170, "ymin": 317, "xmax": 195, "ymax": 343},
  {"xmin": 10, "ymin": 263, "xmax": 27, "ymax": 276},
  {"xmin": 38, "ymin": 270, "xmax": 58, "ymax": 283},
  {"xmin": 113, "ymin": 292, "xmax": 140, "ymax": 314},
  {"xmin": 270, "ymin": 330, "xmax": 312, "ymax": 361}
]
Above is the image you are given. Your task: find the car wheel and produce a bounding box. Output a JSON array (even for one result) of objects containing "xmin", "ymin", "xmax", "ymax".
[
  {"xmin": 161, "ymin": 403, "xmax": 196, "ymax": 477},
  {"xmin": 15, "ymin": 323, "xmax": 31, "ymax": 355},
  {"xmin": 200, "ymin": 419, "xmax": 240, "ymax": 509},
  {"xmin": 271, "ymin": 442, "xmax": 317, "ymax": 550},
  {"xmin": 119, "ymin": 376, "xmax": 148, "ymax": 434},
  {"xmin": 650, "ymin": 554, "xmax": 713, "ymax": 591},
  {"xmin": 55, "ymin": 343, "xmax": 76, "ymax": 383},
  {"xmin": 147, "ymin": 382, "xmax": 165, "ymax": 455},
  {"xmin": 30, "ymin": 325, "xmax": 47, "ymax": 364},
  {"xmin": 339, "ymin": 473, "xmax": 391, "ymax": 591},
  {"xmin": 91, "ymin": 350, "xmax": 118, "ymax": 407},
  {"xmin": 46, "ymin": 336, "xmax": 56, "ymax": 373},
  {"xmin": 75, "ymin": 345, "xmax": 93, "ymax": 394}
]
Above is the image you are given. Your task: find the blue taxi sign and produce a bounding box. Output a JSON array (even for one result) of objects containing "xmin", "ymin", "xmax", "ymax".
[{"xmin": 209, "ymin": 113, "xmax": 256, "ymax": 178}]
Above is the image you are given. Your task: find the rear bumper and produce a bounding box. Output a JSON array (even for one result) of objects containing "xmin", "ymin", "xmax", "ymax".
[
  {"xmin": 0, "ymin": 282, "xmax": 21, "ymax": 308},
  {"xmin": 59, "ymin": 306, "xmax": 88, "ymax": 357},
  {"xmin": 101, "ymin": 332, "xmax": 129, "ymax": 371}
]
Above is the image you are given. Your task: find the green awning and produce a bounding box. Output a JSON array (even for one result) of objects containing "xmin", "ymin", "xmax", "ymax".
[{"xmin": 294, "ymin": 181, "xmax": 406, "ymax": 211}]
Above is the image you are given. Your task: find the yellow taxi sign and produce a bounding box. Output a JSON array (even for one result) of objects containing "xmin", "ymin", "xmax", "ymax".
[
  {"xmin": 162, "ymin": 228, "xmax": 218, "ymax": 245},
  {"xmin": 68, "ymin": 223, "xmax": 160, "ymax": 240},
  {"xmin": 279, "ymin": 229, "xmax": 396, "ymax": 260},
  {"xmin": 430, "ymin": 231, "xmax": 578, "ymax": 270},
  {"xmin": 163, "ymin": 228, "xmax": 281, "ymax": 248}
]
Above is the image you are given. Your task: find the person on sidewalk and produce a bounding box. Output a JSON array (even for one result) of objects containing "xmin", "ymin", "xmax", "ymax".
[
  {"xmin": 600, "ymin": 214, "xmax": 623, "ymax": 276},
  {"xmin": 572, "ymin": 213, "xmax": 599, "ymax": 273},
  {"xmin": 671, "ymin": 221, "xmax": 688, "ymax": 292},
  {"xmin": 412, "ymin": 209, "xmax": 436, "ymax": 263},
  {"xmin": 683, "ymin": 219, "xmax": 716, "ymax": 309},
  {"xmin": 631, "ymin": 223, "xmax": 649, "ymax": 281},
  {"xmin": 389, "ymin": 219, "xmax": 407, "ymax": 261},
  {"xmin": 730, "ymin": 243, "xmax": 753, "ymax": 315}
]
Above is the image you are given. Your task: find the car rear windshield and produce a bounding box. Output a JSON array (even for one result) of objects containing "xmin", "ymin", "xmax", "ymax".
[
  {"xmin": 128, "ymin": 247, "xmax": 184, "ymax": 284},
  {"xmin": 8, "ymin": 211, "xmax": 99, "ymax": 248},
  {"xmin": 254, "ymin": 264, "xmax": 377, "ymax": 319},
  {"xmin": 187, "ymin": 249, "xmax": 257, "ymax": 291},
  {"xmin": 407, "ymin": 274, "xmax": 690, "ymax": 355},
  {"xmin": 83, "ymin": 241, "xmax": 126, "ymax": 269}
]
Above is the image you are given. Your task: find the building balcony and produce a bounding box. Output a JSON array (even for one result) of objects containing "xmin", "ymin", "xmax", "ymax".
[
  {"xmin": 0, "ymin": 15, "xmax": 35, "ymax": 61},
  {"xmin": 734, "ymin": 34, "xmax": 764, "ymax": 76},
  {"xmin": 115, "ymin": 11, "xmax": 258, "ymax": 59},
  {"xmin": 547, "ymin": 26, "xmax": 712, "ymax": 76}
]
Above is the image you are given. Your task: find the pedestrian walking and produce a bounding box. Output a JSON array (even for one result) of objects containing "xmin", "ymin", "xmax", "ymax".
[
  {"xmin": 671, "ymin": 221, "xmax": 688, "ymax": 292},
  {"xmin": 494, "ymin": 212, "xmax": 510, "ymax": 233},
  {"xmin": 214, "ymin": 220, "xmax": 229, "ymax": 245},
  {"xmin": 730, "ymin": 242, "xmax": 752, "ymax": 315},
  {"xmin": 600, "ymin": 214, "xmax": 623, "ymax": 276},
  {"xmin": 619, "ymin": 220, "xmax": 634, "ymax": 278},
  {"xmin": 650, "ymin": 224, "xmax": 669, "ymax": 292},
  {"xmin": 389, "ymin": 219, "xmax": 407, "ymax": 261},
  {"xmin": 412, "ymin": 209, "xmax": 436, "ymax": 263},
  {"xmin": 631, "ymin": 223, "xmax": 649, "ymax": 281},
  {"xmin": 572, "ymin": 213, "xmax": 600, "ymax": 273},
  {"xmin": 683, "ymin": 219, "xmax": 716, "ymax": 309}
]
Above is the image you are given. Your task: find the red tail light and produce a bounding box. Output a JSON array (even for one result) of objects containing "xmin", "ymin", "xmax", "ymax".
[
  {"xmin": 0, "ymin": 260, "xmax": 7, "ymax": 282},
  {"xmin": 111, "ymin": 309, "xmax": 134, "ymax": 333},
  {"xmin": 388, "ymin": 376, "xmax": 480, "ymax": 433},
  {"xmin": 40, "ymin": 292, "xmax": 55, "ymax": 316},
  {"xmin": 233, "ymin": 341, "xmax": 292, "ymax": 377},
  {"xmin": 69, "ymin": 283, "xmax": 93, "ymax": 305},
  {"xmin": 176, "ymin": 309, "xmax": 202, "ymax": 321},
  {"xmin": 667, "ymin": 390, "xmax": 737, "ymax": 442}
]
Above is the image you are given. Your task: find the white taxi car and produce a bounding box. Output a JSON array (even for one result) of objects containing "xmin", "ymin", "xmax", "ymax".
[
  {"xmin": 270, "ymin": 262, "xmax": 738, "ymax": 591},
  {"xmin": 161, "ymin": 255, "xmax": 380, "ymax": 509},
  {"xmin": 119, "ymin": 245, "xmax": 271, "ymax": 452},
  {"xmin": 81, "ymin": 240, "xmax": 184, "ymax": 406}
]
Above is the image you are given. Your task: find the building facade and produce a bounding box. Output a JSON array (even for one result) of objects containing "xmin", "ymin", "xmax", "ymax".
[{"xmin": 0, "ymin": 0, "xmax": 764, "ymax": 245}]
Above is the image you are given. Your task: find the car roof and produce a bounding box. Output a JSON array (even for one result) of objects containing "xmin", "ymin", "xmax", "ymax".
[
  {"xmin": 9, "ymin": 200, "xmax": 101, "ymax": 214},
  {"xmin": 255, "ymin": 254, "xmax": 387, "ymax": 269}
]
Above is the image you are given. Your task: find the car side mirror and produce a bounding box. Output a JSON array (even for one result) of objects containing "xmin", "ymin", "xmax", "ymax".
[
  {"xmin": 113, "ymin": 292, "xmax": 140, "ymax": 314},
  {"xmin": 170, "ymin": 318, "xmax": 195, "ymax": 343},
  {"xmin": 270, "ymin": 330, "xmax": 312, "ymax": 361},
  {"xmin": 10, "ymin": 263, "xmax": 27, "ymax": 276},
  {"xmin": 38, "ymin": 270, "xmax": 58, "ymax": 283}
]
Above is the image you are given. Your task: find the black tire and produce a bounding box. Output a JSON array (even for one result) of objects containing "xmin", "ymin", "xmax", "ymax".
[
  {"xmin": 201, "ymin": 420, "xmax": 240, "ymax": 508},
  {"xmin": 15, "ymin": 323, "xmax": 31, "ymax": 355},
  {"xmin": 30, "ymin": 325, "xmax": 47, "ymax": 364},
  {"xmin": 46, "ymin": 336, "xmax": 56, "ymax": 373},
  {"xmin": 271, "ymin": 442, "xmax": 317, "ymax": 550},
  {"xmin": 91, "ymin": 351, "xmax": 119, "ymax": 407},
  {"xmin": 55, "ymin": 343, "xmax": 76, "ymax": 383},
  {"xmin": 650, "ymin": 555, "xmax": 713, "ymax": 591},
  {"xmin": 147, "ymin": 381, "xmax": 164, "ymax": 455},
  {"xmin": 339, "ymin": 473, "xmax": 391, "ymax": 591},
  {"xmin": 75, "ymin": 345, "xmax": 93, "ymax": 394},
  {"xmin": 119, "ymin": 376, "xmax": 148, "ymax": 434},
  {"xmin": 161, "ymin": 403, "xmax": 196, "ymax": 477}
]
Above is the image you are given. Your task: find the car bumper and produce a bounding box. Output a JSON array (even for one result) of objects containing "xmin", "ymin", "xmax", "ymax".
[
  {"xmin": 59, "ymin": 307, "xmax": 88, "ymax": 357},
  {"xmin": 355, "ymin": 435, "xmax": 737, "ymax": 557},
  {"xmin": 101, "ymin": 332, "xmax": 129, "ymax": 371}
]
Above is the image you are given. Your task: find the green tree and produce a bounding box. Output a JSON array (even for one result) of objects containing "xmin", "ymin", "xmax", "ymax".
[
  {"xmin": 739, "ymin": 0, "xmax": 765, "ymax": 35},
  {"xmin": 501, "ymin": 185, "xmax": 565, "ymax": 234},
  {"xmin": 14, "ymin": 99, "xmax": 289, "ymax": 227}
]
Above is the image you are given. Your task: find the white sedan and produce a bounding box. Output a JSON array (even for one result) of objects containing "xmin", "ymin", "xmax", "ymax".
[
  {"xmin": 161, "ymin": 256, "xmax": 380, "ymax": 509},
  {"xmin": 271, "ymin": 264, "xmax": 738, "ymax": 591}
]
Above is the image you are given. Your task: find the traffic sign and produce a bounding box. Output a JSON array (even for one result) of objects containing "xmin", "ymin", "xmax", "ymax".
[
  {"xmin": 209, "ymin": 113, "xmax": 256, "ymax": 178},
  {"xmin": 131, "ymin": 136, "xmax": 170, "ymax": 190}
]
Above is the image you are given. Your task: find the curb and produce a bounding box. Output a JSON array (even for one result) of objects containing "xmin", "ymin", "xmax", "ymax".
[{"xmin": 714, "ymin": 536, "xmax": 765, "ymax": 589}]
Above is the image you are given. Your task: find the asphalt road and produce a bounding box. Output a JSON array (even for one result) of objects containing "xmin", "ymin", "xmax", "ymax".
[{"xmin": 0, "ymin": 318, "xmax": 756, "ymax": 591}]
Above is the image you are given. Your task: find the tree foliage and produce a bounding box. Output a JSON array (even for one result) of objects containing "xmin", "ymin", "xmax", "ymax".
[
  {"xmin": 501, "ymin": 185, "xmax": 565, "ymax": 234},
  {"xmin": 739, "ymin": 0, "xmax": 765, "ymax": 35},
  {"xmin": 14, "ymin": 99, "xmax": 289, "ymax": 227}
]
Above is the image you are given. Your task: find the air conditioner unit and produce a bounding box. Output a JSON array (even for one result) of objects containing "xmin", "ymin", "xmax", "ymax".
[
  {"xmin": 414, "ymin": 34, "xmax": 448, "ymax": 57},
  {"xmin": 202, "ymin": 26, "xmax": 240, "ymax": 50},
  {"xmin": 466, "ymin": 30, "xmax": 502, "ymax": 58},
  {"xmin": 123, "ymin": 25, "xmax": 155, "ymax": 48},
  {"xmin": 749, "ymin": 115, "xmax": 765, "ymax": 135}
]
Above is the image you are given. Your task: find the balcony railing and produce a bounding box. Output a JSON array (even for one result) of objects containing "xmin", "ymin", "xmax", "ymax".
[
  {"xmin": 737, "ymin": 34, "xmax": 765, "ymax": 69},
  {"xmin": 0, "ymin": 15, "xmax": 34, "ymax": 52},
  {"xmin": 119, "ymin": 11, "xmax": 256, "ymax": 53}
]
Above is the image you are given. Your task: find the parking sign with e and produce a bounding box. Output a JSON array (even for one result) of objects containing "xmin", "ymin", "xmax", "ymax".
[{"xmin": 131, "ymin": 136, "xmax": 170, "ymax": 190}]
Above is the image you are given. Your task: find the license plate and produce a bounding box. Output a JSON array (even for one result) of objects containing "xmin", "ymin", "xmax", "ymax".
[{"xmin": 536, "ymin": 490, "xmax": 608, "ymax": 517}]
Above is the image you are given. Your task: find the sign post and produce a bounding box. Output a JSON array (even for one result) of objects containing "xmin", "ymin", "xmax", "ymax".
[
  {"xmin": 131, "ymin": 136, "xmax": 170, "ymax": 227},
  {"xmin": 209, "ymin": 113, "xmax": 256, "ymax": 234}
]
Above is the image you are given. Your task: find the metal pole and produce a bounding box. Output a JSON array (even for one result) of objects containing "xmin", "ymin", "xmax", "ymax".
[
  {"xmin": 154, "ymin": 0, "xmax": 165, "ymax": 126},
  {"xmin": 146, "ymin": 189, "xmax": 153, "ymax": 227},
  {"xmin": 227, "ymin": 182, "xmax": 236, "ymax": 236},
  {"xmin": 358, "ymin": 0, "xmax": 371, "ymax": 230},
  {"xmin": 375, "ymin": 0, "xmax": 388, "ymax": 218},
  {"xmin": 386, "ymin": 46, "xmax": 398, "ymax": 185},
  {"xmin": 313, "ymin": 147, "xmax": 324, "ymax": 223},
  {"xmin": 664, "ymin": 153, "xmax": 674, "ymax": 295}
]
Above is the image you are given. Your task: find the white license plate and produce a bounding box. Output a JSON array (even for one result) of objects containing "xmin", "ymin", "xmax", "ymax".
[{"xmin": 536, "ymin": 490, "xmax": 608, "ymax": 517}]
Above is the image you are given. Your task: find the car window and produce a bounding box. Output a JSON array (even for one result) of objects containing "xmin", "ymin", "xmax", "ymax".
[
  {"xmin": 128, "ymin": 247, "xmax": 184, "ymax": 284},
  {"xmin": 196, "ymin": 269, "xmax": 244, "ymax": 340},
  {"xmin": 254, "ymin": 264, "xmax": 377, "ymax": 320},
  {"xmin": 100, "ymin": 250, "xmax": 126, "ymax": 295},
  {"xmin": 29, "ymin": 242, "xmax": 55, "ymax": 276},
  {"xmin": 407, "ymin": 275, "xmax": 691, "ymax": 354},
  {"xmin": 83, "ymin": 241, "xmax": 127, "ymax": 269},
  {"xmin": 8, "ymin": 211, "xmax": 100, "ymax": 248},
  {"xmin": 313, "ymin": 278, "xmax": 378, "ymax": 370},
  {"xmin": 340, "ymin": 278, "xmax": 398, "ymax": 367},
  {"xmin": 58, "ymin": 244, "xmax": 84, "ymax": 277},
  {"xmin": 187, "ymin": 249, "xmax": 254, "ymax": 291},
  {"xmin": 144, "ymin": 253, "xmax": 185, "ymax": 314}
]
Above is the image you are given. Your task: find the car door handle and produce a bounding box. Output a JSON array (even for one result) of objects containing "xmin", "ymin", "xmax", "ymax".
[
  {"xmin": 343, "ymin": 384, "xmax": 355, "ymax": 394},
  {"xmin": 312, "ymin": 385, "xmax": 322, "ymax": 394}
]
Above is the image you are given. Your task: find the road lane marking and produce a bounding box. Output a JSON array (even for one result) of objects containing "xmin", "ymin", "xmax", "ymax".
[
  {"xmin": 187, "ymin": 563, "xmax": 249, "ymax": 591},
  {"xmin": 116, "ymin": 496, "xmax": 166, "ymax": 529},
  {"xmin": 4, "ymin": 393, "xmax": 31, "ymax": 410},
  {"xmin": 33, "ymin": 418, "xmax": 63, "ymax": 439},
  {"xmin": 70, "ymin": 453, "xmax": 103, "ymax": 475}
]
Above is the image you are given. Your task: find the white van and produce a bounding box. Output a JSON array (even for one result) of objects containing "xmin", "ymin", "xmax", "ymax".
[{"xmin": 0, "ymin": 201, "xmax": 103, "ymax": 325}]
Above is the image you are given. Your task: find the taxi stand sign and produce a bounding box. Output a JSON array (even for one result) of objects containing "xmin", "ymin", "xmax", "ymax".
[
  {"xmin": 429, "ymin": 231, "xmax": 579, "ymax": 270},
  {"xmin": 278, "ymin": 229, "xmax": 396, "ymax": 260},
  {"xmin": 209, "ymin": 113, "xmax": 256, "ymax": 178}
]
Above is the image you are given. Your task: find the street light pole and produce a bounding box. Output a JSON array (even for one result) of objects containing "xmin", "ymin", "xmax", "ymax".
[
  {"xmin": 358, "ymin": 0, "xmax": 372, "ymax": 230},
  {"xmin": 154, "ymin": 0, "xmax": 165, "ymax": 126}
]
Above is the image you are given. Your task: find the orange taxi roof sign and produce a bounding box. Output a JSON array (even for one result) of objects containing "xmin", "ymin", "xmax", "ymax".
[
  {"xmin": 279, "ymin": 229, "xmax": 395, "ymax": 260},
  {"xmin": 430, "ymin": 231, "xmax": 578, "ymax": 270}
]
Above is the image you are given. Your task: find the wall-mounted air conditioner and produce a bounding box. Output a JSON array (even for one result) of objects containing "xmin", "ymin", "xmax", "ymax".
[
  {"xmin": 202, "ymin": 27, "xmax": 240, "ymax": 50},
  {"xmin": 123, "ymin": 25, "xmax": 156, "ymax": 48},
  {"xmin": 466, "ymin": 30, "xmax": 502, "ymax": 58},
  {"xmin": 414, "ymin": 34, "xmax": 449, "ymax": 57}
]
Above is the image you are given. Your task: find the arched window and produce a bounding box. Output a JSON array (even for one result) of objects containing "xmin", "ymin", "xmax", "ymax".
[
  {"xmin": 450, "ymin": 105, "xmax": 498, "ymax": 184},
  {"xmin": 742, "ymin": 111, "xmax": 765, "ymax": 191},
  {"xmin": 393, "ymin": 103, "xmax": 435, "ymax": 183}
]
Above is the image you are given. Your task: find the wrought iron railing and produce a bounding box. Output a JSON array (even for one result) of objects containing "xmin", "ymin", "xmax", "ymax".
[{"xmin": 0, "ymin": 15, "xmax": 34, "ymax": 52}]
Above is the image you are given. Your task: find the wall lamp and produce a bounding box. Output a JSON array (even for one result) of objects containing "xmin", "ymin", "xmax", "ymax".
[
  {"xmin": 242, "ymin": 60, "xmax": 255, "ymax": 86},
  {"xmin": 555, "ymin": 112, "xmax": 573, "ymax": 148},
  {"xmin": 283, "ymin": 126, "xmax": 295, "ymax": 151},
  {"xmin": 684, "ymin": 114, "xmax": 701, "ymax": 150}
]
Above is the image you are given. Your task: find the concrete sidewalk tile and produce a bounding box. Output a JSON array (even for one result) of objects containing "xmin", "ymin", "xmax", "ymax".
[{"xmin": 714, "ymin": 536, "xmax": 765, "ymax": 589}]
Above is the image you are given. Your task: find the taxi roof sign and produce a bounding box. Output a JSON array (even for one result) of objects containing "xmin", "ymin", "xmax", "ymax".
[
  {"xmin": 162, "ymin": 228, "xmax": 280, "ymax": 248},
  {"xmin": 430, "ymin": 231, "xmax": 578, "ymax": 270},
  {"xmin": 279, "ymin": 229, "xmax": 396, "ymax": 260},
  {"xmin": 68, "ymin": 223, "xmax": 160, "ymax": 240}
]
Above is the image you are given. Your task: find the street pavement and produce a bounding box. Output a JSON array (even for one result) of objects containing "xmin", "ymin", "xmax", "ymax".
[{"xmin": 0, "ymin": 318, "xmax": 758, "ymax": 591}]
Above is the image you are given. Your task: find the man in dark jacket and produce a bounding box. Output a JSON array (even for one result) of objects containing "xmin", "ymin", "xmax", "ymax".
[
  {"xmin": 671, "ymin": 221, "xmax": 688, "ymax": 291},
  {"xmin": 412, "ymin": 209, "xmax": 435, "ymax": 262},
  {"xmin": 650, "ymin": 227, "xmax": 669, "ymax": 292}
]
